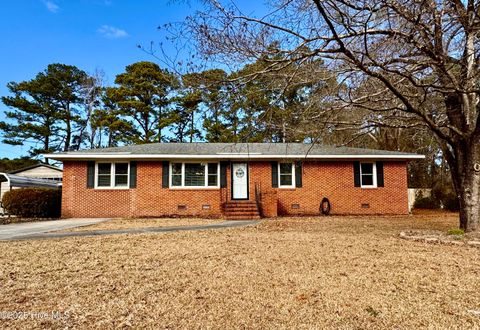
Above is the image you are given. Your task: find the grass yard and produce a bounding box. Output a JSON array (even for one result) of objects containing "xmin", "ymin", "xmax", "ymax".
[
  {"xmin": 58, "ymin": 217, "xmax": 224, "ymax": 232},
  {"xmin": 0, "ymin": 212, "xmax": 479, "ymax": 329}
]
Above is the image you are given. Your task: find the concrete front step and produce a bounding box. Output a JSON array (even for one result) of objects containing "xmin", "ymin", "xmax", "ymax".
[
  {"xmin": 223, "ymin": 201, "xmax": 260, "ymax": 220},
  {"xmin": 224, "ymin": 206, "xmax": 259, "ymax": 211},
  {"xmin": 225, "ymin": 202, "xmax": 257, "ymax": 206},
  {"xmin": 225, "ymin": 215, "xmax": 261, "ymax": 220},
  {"xmin": 224, "ymin": 210, "xmax": 260, "ymax": 215},
  {"xmin": 224, "ymin": 214, "xmax": 260, "ymax": 218},
  {"xmin": 224, "ymin": 207, "xmax": 258, "ymax": 213},
  {"xmin": 223, "ymin": 202, "xmax": 257, "ymax": 207}
]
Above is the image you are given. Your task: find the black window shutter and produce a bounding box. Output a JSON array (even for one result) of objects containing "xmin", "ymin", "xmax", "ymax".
[
  {"xmin": 129, "ymin": 161, "xmax": 137, "ymax": 188},
  {"xmin": 353, "ymin": 161, "xmax": 361, "ymax": 187},
  {"xmin": 271, "ymin": 161, "xmax": 278, "ymax": 188},
  {"xmin": 376, "ymin": 161, "xmax": 384, "ymax": 187},
  {"xmin": 162, "ymin": 161, "xmax": 169, "ymax": 188},
  {"xmin": 87, "ymin": 161, "xmax": 95, "ymax": 188},
  {"xmin": 220, "ymin": 161, "xmax": 228, "ymax": 188},
  {"xmin": 295, "ymin": 161, "xmax": 302, "ymax": 188}
]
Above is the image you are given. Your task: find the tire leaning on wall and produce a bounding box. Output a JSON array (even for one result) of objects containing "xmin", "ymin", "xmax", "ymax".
[{"xmin": 320, "ymin": 197, "xmax": 331, "ymax": 216}]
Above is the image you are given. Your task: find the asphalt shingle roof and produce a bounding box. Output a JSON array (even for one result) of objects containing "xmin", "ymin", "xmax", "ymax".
[{"xmin": 46, "ymin": 143, "xmax": 423, "ymax": 160}]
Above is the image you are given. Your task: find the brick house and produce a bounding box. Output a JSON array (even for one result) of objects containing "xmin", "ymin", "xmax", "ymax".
[{"xmin": 46, "ymin": 143, "xmax": 424, "ymax": 219}]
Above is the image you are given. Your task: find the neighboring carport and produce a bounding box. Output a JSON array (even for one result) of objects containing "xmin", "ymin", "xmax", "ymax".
[{"xmin": 0, "ymin": 173, "xmax": 61, "ymax": 215}]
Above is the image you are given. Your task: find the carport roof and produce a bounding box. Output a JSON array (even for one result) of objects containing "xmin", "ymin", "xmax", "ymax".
[{"xmin": 0, "ymin": 173, "xmax": 62, "ymax": 189}]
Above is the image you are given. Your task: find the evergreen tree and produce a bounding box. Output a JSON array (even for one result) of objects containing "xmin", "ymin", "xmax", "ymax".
[
  {"xmin": 183, "ymin": 69, "xmax": 235, "ymax": 142},
  {"xmin": 0, "ymin": 157, "xmax": 40, "ymax": 172},
  {"xmin": 44, "ymin": 64, "xmax": 89, "ymax": 151},
  {"xmin": 106, "ymin": 61, "xmax": 178, "ymax": 143},
  {"xmin": 90, "ymin": 91, "xmax": 134, "ymax": 147},
  {"xmin": 1, "ymin": 63, "xmax": 88, "ymax": 156},
  {"xmin": 168, "ymin": 89, "xmax": 202, "ymax": 142},
  {"xmin": 230, "ymin": 49, "xmax": 337, "ymax": 142}
]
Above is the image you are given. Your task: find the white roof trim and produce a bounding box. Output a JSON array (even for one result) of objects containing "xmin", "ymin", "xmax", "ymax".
[
  {"xmin": 216, "ymin": 152, "xmax": 263, "ymax": 155},
  {"xmin": 44, "ymin": 153, "xmax": 425, "ymax": 160}
]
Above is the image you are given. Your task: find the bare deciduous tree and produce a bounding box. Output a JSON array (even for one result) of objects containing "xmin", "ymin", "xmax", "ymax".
[{"xmin": 181, "ymin": 0, "xmax": 480, "ymax": 231}]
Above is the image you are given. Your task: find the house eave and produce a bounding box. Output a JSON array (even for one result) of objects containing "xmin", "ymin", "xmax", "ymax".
[{"xmin": 44, "ymin": 153, "xmax": 425, "ymax": 161}]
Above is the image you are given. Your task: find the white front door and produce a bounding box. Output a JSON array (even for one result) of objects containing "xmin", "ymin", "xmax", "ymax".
[{"xmin": 232, "ymin": 163, "xmax": 248, "ymax": 199}]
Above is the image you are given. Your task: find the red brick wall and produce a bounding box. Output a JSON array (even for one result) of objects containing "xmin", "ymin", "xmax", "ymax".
[
  {"xmin": 250, "ymin": 161, "xmax": 408, "ymax": 216},
  {"xmin": 61, "ymin": 161, "xmax": 223, "ymax": 218},
  {"xmin": 61, "ymin": 160, "xmax": 408, "ymax": 218},
  {"xmin": 61, "ymin": 162, "xmax": 134, "ymax": 218}
]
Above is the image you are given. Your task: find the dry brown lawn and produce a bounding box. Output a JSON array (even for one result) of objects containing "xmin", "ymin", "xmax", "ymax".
[
  {"xmin": 58, "ymin": 218, "xmax": 223, "ymax": 232},
  {"xmin": 1, "ymin": 211, "xmax": 479, "ymax": 329}
]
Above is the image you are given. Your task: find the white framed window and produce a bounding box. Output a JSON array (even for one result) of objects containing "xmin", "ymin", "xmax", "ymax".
[
  {"xmin": 278, "ymin": 162, "xmax": 295, "ymax": 188},
  {"xmin": 170, "ymin": 162, "xmax": 219, "ymax": 188},
  {"xmin": 95, "ymin": 162, "xmax": 130, "ymax": 189},
  {"xmin": 171, "ymin": 163, "xmax": 182, "ymax": 187},
  {"xmin": 360, "ymin": 162, "xmax": 377, "ymax": 188},
  {"xmin": 207, "ymin": 163, "xmax": 219, "ymax": 186}
]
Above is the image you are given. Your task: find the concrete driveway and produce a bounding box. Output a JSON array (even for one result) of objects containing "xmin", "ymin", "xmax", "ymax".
[
  {"xmin": 0, "ymin": 218, "xmax": 109, "ymax": 241},
  {"xmin": 0, "ymin": 219, "xmax": 261, "ymax": 241}
]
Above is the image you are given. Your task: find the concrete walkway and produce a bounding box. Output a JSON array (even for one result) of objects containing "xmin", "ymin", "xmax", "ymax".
[
  {"xmin": 0, "ymin": 220, "xmax": 260, "ymax": 241},
  {"xmin": 0, "ymin": 218, "xmax": 109, "ymax": 241}
]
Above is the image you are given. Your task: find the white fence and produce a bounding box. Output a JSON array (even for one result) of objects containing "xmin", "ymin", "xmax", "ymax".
[{"xmin": 407, "ymin": 188, "xmax": 432, "ymax": 212}]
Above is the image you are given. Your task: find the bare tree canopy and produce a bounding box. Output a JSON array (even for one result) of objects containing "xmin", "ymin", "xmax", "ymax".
[{"xmin": 180, "ymin": 0, "xmax": 480, "ymax": 231}]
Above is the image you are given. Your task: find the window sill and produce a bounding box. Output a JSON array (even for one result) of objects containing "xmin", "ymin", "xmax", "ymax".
[
  {"xmin": 278, "ymin": 186, "xmax": 296, "ymax": 190},
  {"xmin": 360, "ymin": 186, "xmax": 378, "ymax": 189},
  {"xmin": 94, "ymin": 187, "xmax": 131, "ymax": 190}
]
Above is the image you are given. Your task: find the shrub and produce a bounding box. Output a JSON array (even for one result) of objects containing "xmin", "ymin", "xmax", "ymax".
[
  {"xmin": 447, "ymin": 228, "xmax": 464, "ymax": 236},
  {"xmin": 431, "ymin": 181, "xmax": 460, "ymax": 211},
  {"xmin": 432, "ymin": 181, "xmax": 455, "ymax": 202},
  {"xmin": 443, "ymin": 194, "xmax": 460, "ymax": 212},
  {"xmin": 414, "ymin": 196, "xmax": 440, "ymax": 209},
  {"xmin": 2, "ymin": 188, "xmax": 61, "ymax": 218}
]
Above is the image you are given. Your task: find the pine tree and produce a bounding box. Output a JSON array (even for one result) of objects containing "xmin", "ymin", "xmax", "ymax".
[
  {"xmin": 183, "ymin": 69, "xmax": 235, "ymax": 142},
  {"xmin": 106, "ymin": 61, "xmax": 178, "ymax": 143},
  {"xmin": 1, "ymin": 63, "xmax": 88, "ymax": 156}
]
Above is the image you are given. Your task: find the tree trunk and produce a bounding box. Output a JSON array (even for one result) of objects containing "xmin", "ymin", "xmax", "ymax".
[
  {"xmin": 157, "ymin": 110, "xmax": 162, "ymax": 143},
  {"xmin": 190, "ymin": 111, "xmax": 194, "ymax": 143},
  {"xmin": 89, "ymin": 126, "xmax": 96, "ymax": 149},
  {"xmin": 44, "ymin": 132, "xmax": 50, "ymax": 165},
  {"xmin": 452, "ymin": 140, "xmax": 480, "ymax": 232},
  {"xmin": 64, "ymin": 103, "xmax": 71, "ymax": 152},
  {"xmin": 44, "ymin": 128, "xmax": 49, "ymax": 154}
]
